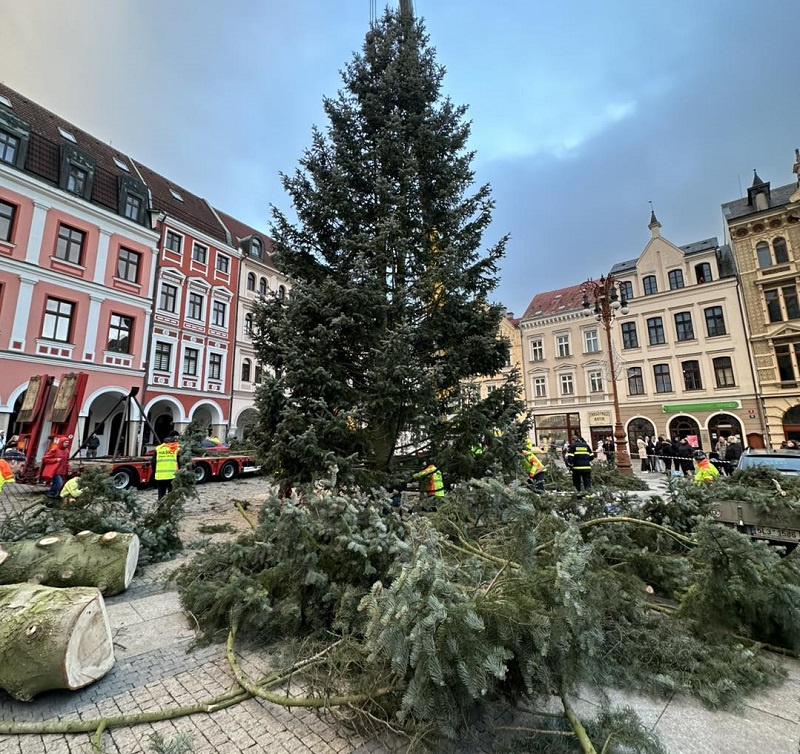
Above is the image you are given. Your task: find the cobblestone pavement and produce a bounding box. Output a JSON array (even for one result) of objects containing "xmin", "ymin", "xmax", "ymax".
[{"xmin": 0, "ymin": 474, "xmax": 798, "ymax": 753}]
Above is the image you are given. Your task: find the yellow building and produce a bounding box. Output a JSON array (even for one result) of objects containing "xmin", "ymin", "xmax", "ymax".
[{"xmin": 722, "ymin": 167, "xmax": 800, "ymax": 447}]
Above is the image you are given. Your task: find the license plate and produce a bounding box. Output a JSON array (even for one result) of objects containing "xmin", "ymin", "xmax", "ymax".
[{"xmin": 754, "ymin": 525, "xmax": 800, "ymax": 541}]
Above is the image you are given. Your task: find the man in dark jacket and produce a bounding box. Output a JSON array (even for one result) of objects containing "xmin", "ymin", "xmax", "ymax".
[
  {"xmin": 566, "ymin": 434, "xmax": 594, "ymax": 494},
  {"xmin": 675, "ymin": 438, "xmax": 694, "ymax": 477},
  {"xmin": 724, "ymin": 435, "xmax": 743, "ymax": 474}
]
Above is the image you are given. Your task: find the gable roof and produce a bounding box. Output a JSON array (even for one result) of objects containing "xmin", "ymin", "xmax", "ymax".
[
  {"xmin": 214, "ymin": 207, "xmax": 276, "ymax": 266},
  {"xmin": 521, "ymin": 283, "xmax": 586, "ymax": 320},
  {"xmin": 722, "ymin": 182, "xmax": 798, "ymax": 221}
]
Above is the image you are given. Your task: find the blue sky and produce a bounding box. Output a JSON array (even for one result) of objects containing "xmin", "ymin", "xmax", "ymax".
[{"xmin": 2, "ymin": 0, "xmax": 799, "ymax": 316}]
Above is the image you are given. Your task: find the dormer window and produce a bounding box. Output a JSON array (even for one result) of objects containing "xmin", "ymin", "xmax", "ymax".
[
  {"xmin": 117, "ymin": 175, "xmax": 147, "ymax": 225},
  {"xmin": 0, "ymin": 107, "xmax": 30, "ymax": 169},
  {"xmin": 695, "ymin": 262, "xmax": 713, "ymax": 284},
  {"xmin": 250, "ymin": 238, "xmax": 263, "ymax": 259},
  {"xmin": 0, "ymin": 131, "xmax": 20, "ymax": 165},
  {"xmin": 59, "ymin": 144, "xmax": 94, "ymax": 201}
]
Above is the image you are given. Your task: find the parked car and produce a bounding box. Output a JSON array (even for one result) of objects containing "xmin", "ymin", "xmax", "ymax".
[{"xmin": 735, "ymin": 448, "xmax": 800, "ymax": 476}]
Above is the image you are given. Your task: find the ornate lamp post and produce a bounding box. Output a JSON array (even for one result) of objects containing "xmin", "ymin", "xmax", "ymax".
[{"xmin": 581, "ymin": 276, "xmax": 633, "ymax": 475}]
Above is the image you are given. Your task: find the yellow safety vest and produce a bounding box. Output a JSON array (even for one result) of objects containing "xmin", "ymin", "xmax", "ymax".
[
  {"xmin": 413, "ymin": 464, "xmax": 444, "ymax": 497},
  {"xmin": 154, "ymin": 443, "xmax": 179, "ymax": 480},
  {"xmin": 0, "ymin": 459, "xmax": 16, "ymax": 492}
]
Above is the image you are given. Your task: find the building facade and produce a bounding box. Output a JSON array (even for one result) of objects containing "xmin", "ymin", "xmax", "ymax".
[
  {"xmin": 0, "ymin": 84, "xmax": 158, "ymax": 458},
  {"xmin": 722, "ymin": 169, "xmax": 800, "ymax": 447},
  {"xmin": 519, "ymin": 215, "xmax": 763, "ymax": 453}
]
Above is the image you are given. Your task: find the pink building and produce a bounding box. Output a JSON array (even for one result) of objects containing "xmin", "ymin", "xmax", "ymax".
[{"xmin": 0, "ymin": 84, "xmax": 158, "ymax": 457}]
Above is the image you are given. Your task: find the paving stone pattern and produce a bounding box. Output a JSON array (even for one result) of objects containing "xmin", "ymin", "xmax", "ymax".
[{"xmin": 0, "ymin": 474, "xmax": 798, "ymax": 753}]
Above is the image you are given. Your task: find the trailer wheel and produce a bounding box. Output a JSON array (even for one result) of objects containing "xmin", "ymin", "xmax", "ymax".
[
  {"xmin": 112, "ymin": 467, "xmax": 137, "ymax": 490},
  {"xmin": 219, "ymin": 461, "xmax": 238, "ymax": 481},
  {"xmin": 193, "ymin": 463, "xmax": 210, "ymax": 484}
]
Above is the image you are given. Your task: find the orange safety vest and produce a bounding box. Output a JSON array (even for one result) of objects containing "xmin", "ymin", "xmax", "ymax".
[
  {"xmin": 413, "ymin": 464, "xmax": 444, "ymax": 497},
  {"xmin": 0, "ymin": 459, "xmax": 15, "ymax": 492},
  {"xmin": 154, "ymin": 442, "xmax": 180, "ymax": 480}
]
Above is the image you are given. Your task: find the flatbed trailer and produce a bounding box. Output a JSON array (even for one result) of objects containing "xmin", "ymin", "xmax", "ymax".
[{"xmin": 78, "ymin": 453, "xmax": 260, "ymax": 490}]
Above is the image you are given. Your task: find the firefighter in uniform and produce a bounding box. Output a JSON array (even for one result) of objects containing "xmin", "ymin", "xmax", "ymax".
[
  {"xmin": 152, "ymin": 433, "xmax": 180, "ymax": 500},
  {"xmin": 565, "ymin": 434, "xmax": 594, "ymax": 495}
]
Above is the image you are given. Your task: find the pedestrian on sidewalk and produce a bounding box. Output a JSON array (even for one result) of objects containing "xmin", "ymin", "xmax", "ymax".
[
  {"xmin": 566, "ymin": 434, "xmax": 593, "ymax": 495},
  {"xmin": 655, "ymin": 436, "xmax": 671, "ymax": 473},
  {"xmin": 637, "ymin": 437, "xmax": 650, "ymax": 472}
]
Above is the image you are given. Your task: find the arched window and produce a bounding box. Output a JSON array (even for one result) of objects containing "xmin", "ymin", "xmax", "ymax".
[
  {"xmin": 246, "ymin": 272, "xmax": 256, "ymax": 291},
  {"xmin": 773, "ymin": 237, "xmax": 789, "ymax": 264},
  {"xmin": 278, "ymin": 285, "xmax": 286, "ymax": 299},
  {"xmin": 244, "ymin": 313, "xmax": 253, "ymax": 336},
  {"xmin": 627, "ymin": 417, "xmax": 656, "ymax": 454},
  {"xmin": 756, "ymin": 242, "xmax": 772, "ymax": 269},
  {"xmin": 667, "ymin": 269, "xmax": 684, "ymax": 290},
  {"xmin": 250, "ymin": 238, "xmax": 262, "ymax": 259},
  {"xmin": 642, "ymin": 275, "xmax": 657, "ymax": 295},
  {"xmin": 695, "ymin": 262, "xmax": 712, "ymax": 284},
  {"xmin": 259, "ymin": 277, "xmax": 267, "ymax": 296},
  {"xmin": 254, "ymin": 364, "xmax": 262, "ymax": 383},
  {"xmin": 668, "ymin": 414, "xmax": 701, "ymax": 445},
  {"xmin": 241, "ymin": 359, "xmax": 251, "ymax": 382}
]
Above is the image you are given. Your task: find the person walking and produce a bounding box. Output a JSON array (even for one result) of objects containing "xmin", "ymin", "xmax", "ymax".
[
  {"xmin": 521, "ymin": 440, "xmax": 546, "ymax": 492},
  {"xmin": 152, "ymin": 433, "xmax": 180, "ymax": 500},
  {"xmin": 83, "ymin": 432, "xmax": 100, "ymax": 459},
  {"xmin": 637, "ymin": 437, "xmax": 650, "ymax": 472},
  {"xmin": 0, "ymin": 448, "xmax": 26, "ymax": 493},
  {"xmin": 41, "ymin": 438, "xmax": 70, "ymax": 499},
  {"xmin": 566, "ymin": 434, "xmax": 593, "ymax": 495}
]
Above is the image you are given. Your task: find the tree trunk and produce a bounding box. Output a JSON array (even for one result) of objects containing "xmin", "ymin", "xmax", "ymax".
[
  {"xmin": 0, "ymin": 583, "xmax": 115, "ymax": 701},
  {"xmin": 0, "ymin": 531, "xmax": 139, "ymax": 596}
]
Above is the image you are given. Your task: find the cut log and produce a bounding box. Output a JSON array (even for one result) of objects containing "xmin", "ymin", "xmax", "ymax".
[
  {"xmin": 0, "ymin": 531, "xmax": 139, "ymax": 596},
  {"xmin": 0, "ymin": 583, "xmax": 114, "ymax": 701}
]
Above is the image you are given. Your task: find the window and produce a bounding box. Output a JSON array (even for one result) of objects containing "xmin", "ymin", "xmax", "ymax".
[
  {"xmin": 250, "ymin": 238, "xmax": 262, "ymax": 258},
  {"xmin": 0, "ymin": 131, "xmax": 19, "ymax": 165},
  {"xmin": 533, "ymin": 376, "xmax": 547, "ymax": 398},
  {"xmin": 192, "ymin": 243, "xmax": 207, "ymax": 264},
  {"xmin": 588, "ymin": 370, "xmax": 603, "ymax": 393},
  {"xmin": 713, "ymin": 356, "xmax": 736, "ymax": 388},
  {"xmin": 212, "ymin": 300, "xmax": 227, "ymax": 327},
  {"xmin": 643, "ymin": 275, "xmax": 658, "ymax": 296},
  {"xmin": 116, "ymin": 248, "xmax": 140, "ymax": 283},
  {"xmin": 187, "ymin": 293, "xmax": 204, "ymax": 321},
  {"xmin": 0, "ymin": 199, "xmax": 15, "ymax": 242},
  {"xmin": 584, "ymin": 329, "xmax": 599, "ymax": 353},
  {"xmin": 773, "ymin": 237, "xmax": 790, "ymax": 264},
  {"xmin": 241, "ymin": 359, "xmax": 251, "ymax": 382},
  {"xmin": 619, "ymin": 281, "xmax": 633, "ymax": 301},
  {"xmin": 259, "ymin": 278, "xmax": 267, "ymax": 296},
  {"xmin": 653, "ymin": 364, "xmax": 672, "ymax": 393},
  {"xmin": 704, "ymin": 306, "xmax": 727, "ymax": 337},
  {"xmin": 165, "ymin": 230, "xmax": 182, "ymax": 254},
  {"xmin": 247, "ymin": 272, "xmax": 256, "ymax": 291},
  {"xmin": 159, "ymin": 283, "xmax": 177, "ymax": 313},
  {"xmin": 530, "ymin": 338, "xmax": 544, "ymax": 361},
  {"xmin": 154, "ymin": 342, "xmax": 172, "ymax": 371},
  {"xmin": 695, "ymin": 262, "xmax": 713, "ymax": 284},
  {"xmin": 208, "ymin": 353, "xmax": 222, "ymax": 381},
  {"xmin": 647, "ymin": 317, "xmax": 666, "ymax": 345},
  {"xmin": 244, "ymin": 313, "xmax": 253, "ymax": 336},
  {"xmin": 58, "ymin": 127, "xmax": 76, "ymax": 143},
  {"xmin": 123, "ymin": 193, "xmax": 141, "ymax": 222},
  {"xmin": 757, "ymin": 242, "xmax": 772, "ymax": 269},
  {"xmin": 183, "ymin": 347, "xmax": 199, "ymax": 376},
  {"xmin": 41, "ymin": 297, "xmax": 74, "ymax": 342},
  {"xmin": 216, "ymin": 254, "xmax": 229, "ymax": 274},
  {"xmin": 621, "ymin": 322, "xmax": 638, "ymax": 349},
  {"xmin": 627, "ymin": 367, "xmax": 644, "ymax": 395},
  {"xmin": 559, "ymin": 373, "xmax": 574, "ymax": 396},
  {"xmin": 107, "ymin": 314, "xmax": 132, "ymax": 353},
  {"xmin": 169, "ymin": 188, "xmax": 183, "ymax": 201},
  {"xmin": 682, "ymin": 360, "xmax": 702, "ymax": 391},
  {"xmin": 66, "ymin": 164, "xmax": 87, "ymax": 195},
  {"xmin": 254, "ymin": 364, "xmax": 263, "ymax": 383},
  {"xmin": 668, "ymin": 269, "xmax": 684, "ymax": 290},
  {"xmin": 54, "ymin": 224, "xmax": 85, "ymax": 265},
  {"xmin": 278, "ymin": 285, "xmax": 287, "ymax": 299},
  {"xmin": 556, "ymin": 334, "xmax": 570, "ymax": 358},
  {"xmin": 765, "ymin": 286, "xmax": 800, "ymax": 323},
  {"xmin": 674, "ymin": 312, "xmax": 695, "ymax": 341}
]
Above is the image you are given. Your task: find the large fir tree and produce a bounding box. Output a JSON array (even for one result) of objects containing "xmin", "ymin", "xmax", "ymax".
[{"xmin": 252, "ymin": 6, "xmax": 524, "ymax": 489}]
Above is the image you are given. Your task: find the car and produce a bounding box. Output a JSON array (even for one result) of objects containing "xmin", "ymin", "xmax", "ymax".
[{"xmin": 736, "ymin": 448, "xmax": 800, "ymax": 476}]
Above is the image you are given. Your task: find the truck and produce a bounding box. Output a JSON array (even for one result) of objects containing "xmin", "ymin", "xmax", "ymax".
[{"xmin": 11, "ymin": 372, "xmax": 259, "ymax": 490}]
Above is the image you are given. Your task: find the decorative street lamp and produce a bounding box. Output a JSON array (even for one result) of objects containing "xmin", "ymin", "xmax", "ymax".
[{"xmin": 581, "ymin": 275, "xmax": 633, "ymax": 475}]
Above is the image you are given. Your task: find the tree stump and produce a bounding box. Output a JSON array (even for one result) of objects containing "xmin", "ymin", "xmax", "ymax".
[
  {"xmin": 0, "ymin": 583, "xmax": 114, "ymax": 701},
  {"xmin": 0, "ymin": 531, "xmax": 139, "ymax": 596}
]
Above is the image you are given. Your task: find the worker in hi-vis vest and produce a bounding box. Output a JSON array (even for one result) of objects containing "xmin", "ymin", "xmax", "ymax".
[
  {"xmin": 0, "ymin": 448, "xmax": 25, "ymax": 493},
  {"xmin": 412, "ymin": 458, "xmax": 444, "ymax": 499},
  {"xmin": 152, "ymin": 432, "xmax": 180, "ymax": 500}
]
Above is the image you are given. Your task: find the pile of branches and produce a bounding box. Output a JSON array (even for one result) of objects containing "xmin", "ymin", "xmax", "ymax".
[
  {"xmin": 0, "ymin": 462, "xmax": 194, "ymax": 565},
  {"xmin": 175, "ymin": 476, "xmax": 800, "ymax": 752}
]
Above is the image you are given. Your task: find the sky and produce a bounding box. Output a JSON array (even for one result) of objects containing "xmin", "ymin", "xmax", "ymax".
[{"xmin": 2, "ymin": 0, "xmax": 800, "ymax": 317}]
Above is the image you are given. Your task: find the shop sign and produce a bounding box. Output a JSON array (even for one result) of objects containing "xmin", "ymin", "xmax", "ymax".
[
  {"xmin": 661, "ymin": 400, "xmax": 740, "ymax": 414},
  {"xmin": 587, "ymin": 410, "xmax": 612, "ymax": 426}
]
